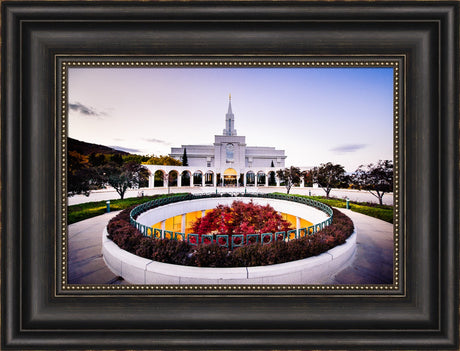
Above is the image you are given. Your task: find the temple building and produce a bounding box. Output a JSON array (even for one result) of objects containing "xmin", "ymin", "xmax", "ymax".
[{"xmin": 145, "ymin": 96, "xmax": 288, "ymax": 188}]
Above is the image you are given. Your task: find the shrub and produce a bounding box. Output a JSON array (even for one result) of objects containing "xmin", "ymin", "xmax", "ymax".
[
  {"xmin": 106, "ymin": 205, "xmax": 355, "ymax": 268},
  {"xmin": 135, "ymin": 237, "xmax": 156, "ymax": 258},
  {"xmin": 151, "ymin": 239, "xmax": 191, "ymax": 265},
  {"xmin": 191, "ymin": 200, "xmax": 293, "ymax": 236},
  {"xmin": 111, "ymin": 225, "xmax": 143, "ymax": 252},
  {"xmin": 191, "ymin": 243, "xmax": 230, "ymax": 267}
]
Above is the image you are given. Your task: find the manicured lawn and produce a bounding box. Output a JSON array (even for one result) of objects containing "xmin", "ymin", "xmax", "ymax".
[
  {"xmin": 68, "ymin": 193, "xmax": 188, "ymax": 224},
  {"xmin": 285, "ymin": 194, "xmax": 394, "ymax": 223}
]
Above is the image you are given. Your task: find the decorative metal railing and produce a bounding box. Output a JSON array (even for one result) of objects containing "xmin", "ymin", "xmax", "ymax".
[{"xmin": 129, "ymin": 193, "xmax": 333, "ymax": 249}]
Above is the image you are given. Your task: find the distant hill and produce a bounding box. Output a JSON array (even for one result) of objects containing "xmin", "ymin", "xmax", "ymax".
[{"xmin": 68, "ymin": 137, "xmax": 130, "ymax": 156}]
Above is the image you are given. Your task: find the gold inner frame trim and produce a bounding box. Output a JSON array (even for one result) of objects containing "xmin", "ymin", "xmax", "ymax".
[{"xmin": 59, "ymin": 56, "xmax": 402, "ymax": 295}]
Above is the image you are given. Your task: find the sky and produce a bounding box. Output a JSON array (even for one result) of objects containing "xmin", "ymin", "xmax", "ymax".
[{"xmin": 68, "ymin": 67, "xmax": 393, "ymax": 172}]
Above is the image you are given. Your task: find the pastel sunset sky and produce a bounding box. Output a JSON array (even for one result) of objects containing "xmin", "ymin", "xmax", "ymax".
[{"xmin": 68, "ymin": 67, "xmax": 393, "ymax": 172}]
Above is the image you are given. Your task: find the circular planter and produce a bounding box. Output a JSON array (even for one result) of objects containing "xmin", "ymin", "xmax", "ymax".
[
  {"xmin": 135, "ymin": 196, "xmax": 330, "ymax": 229},
  {"xmin": 102, "ymin": 227, "xmax": 357, "ymax": 285}
]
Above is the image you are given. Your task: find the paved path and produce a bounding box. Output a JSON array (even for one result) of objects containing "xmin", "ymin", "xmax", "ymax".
[
  {"xmin": 68, "ymin": 209, "xmax": 394, "ymax": 285},
  {"xmin": 68, "ymin": 186, "xmax": 393, "ymax": 206},
  {"xmin": 326, "ymin": 208, "xmax": 394, "ymax": 284},
  {"xmin": 68, "ymin": 211, "xmax": 125, "ymax": 284}
]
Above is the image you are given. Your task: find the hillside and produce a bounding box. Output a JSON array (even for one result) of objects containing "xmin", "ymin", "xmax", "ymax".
[{"xmin": 68, "ymin": 137, "xmax": 130, "ymax": 156}]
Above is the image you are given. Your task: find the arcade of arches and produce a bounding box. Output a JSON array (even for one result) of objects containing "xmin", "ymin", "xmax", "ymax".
[{"xmin": 146, "ymin": 165, "xmax": 310, "ymax": 188}]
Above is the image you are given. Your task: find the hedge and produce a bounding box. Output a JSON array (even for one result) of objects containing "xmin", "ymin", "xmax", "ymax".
[{"xmin": 106, "ymin": 207, "xmax": 354, "ymax": 267}]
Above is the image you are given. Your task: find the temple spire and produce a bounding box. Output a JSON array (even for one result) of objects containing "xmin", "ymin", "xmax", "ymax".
[
  {"xmin": 223, "ymin": 94, "xmax": 237, "ymax": 136},
  {"xmin": 227, "ymin": 94, "xmax": 233, "ymax": 114}
]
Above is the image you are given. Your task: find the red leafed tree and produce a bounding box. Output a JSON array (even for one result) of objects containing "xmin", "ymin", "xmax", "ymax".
[{"xmin": 191, "ymin": 200, "xmax": 293, "ymax": 236}]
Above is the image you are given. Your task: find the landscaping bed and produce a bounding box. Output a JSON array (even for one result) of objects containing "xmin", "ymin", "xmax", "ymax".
[
  {"xmin": 106, "ymin": 206, "xmax": 354, "ymax": 268},
  {"xmin": 287, "ymin": 194, "xmax": 393, "ymax": 223},
  {"xmin": 68, "ymin": 193, "xmax": 187, "ymax": 224}
]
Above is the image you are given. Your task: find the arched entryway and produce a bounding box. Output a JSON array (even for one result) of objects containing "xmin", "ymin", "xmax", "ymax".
[
  {"xmin": 168, "ymin": 170, "xmax": 178, "ymax": 187},
  {"xmin": 257, "ymin": 171, "xmax": 266, "ymax": 186},
  {"xmin": 223, "ymin": 168, "xmax": 237, "ymax": 187},
  {"xmin": 181, "ymin": 171, "xmax": 191, "ymax": 186},
  {"xmin": 205, "ymin": 171, "xmax": 214, "ymax": 186},
  {"xmin": 246, "ymin": 171, "xmax": 255, "ymax": 186},
  {"xmin": 154, "ymin": 170, "xmax": 165, "ymax": 187},
  {"xmin": 268, "ymin": 171, "xmax": 276, "ymax": 186},
  {"xmin": 193, "ymin": 171, "xmax": 203, "ymax": 186}
]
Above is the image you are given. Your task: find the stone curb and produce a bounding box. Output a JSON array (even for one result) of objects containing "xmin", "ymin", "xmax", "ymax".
[{"xmin": 102, "ymin": 227, "xmax": 357, "ymax": 285}]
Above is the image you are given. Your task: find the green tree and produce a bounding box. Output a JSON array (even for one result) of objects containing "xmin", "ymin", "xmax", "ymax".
[
  {"xmin": 100, "ymin": 161, "xmax": 149, "ymax": 199},
  {"xmin": 143, "ymin": 155, "xmax": 182, "ymax": 166},
  {"xmin": 352, "ymin": 160, "xmax": 393, "ymax": 205},
  {"xmin": 182, "ymin": 148, "xmax": 189, "ymax": 166},
  {"xmin": 88, "ymin": 152, "xmax": 106, "ymax": 167},
  {"xmin": 312, "ymin": 162, "xmax": 346, "ymax": 198},
  {"xmin": 68, "ymin": 151, "xmax": 92, "ymax": 196},
  {"xmin": 110, "ymin": 153, "xmax": 123, "ymax": 166},
  {"xmin": 122, "ymin": 154, "xmax": 150, "ymax": 164},
  {"xmin": 302, "ymin": 169, "xmax": 313, "ymax": 187},
  {"xmin": 276, "ymin": 166, "xmax": 302, "ymax": 194}
]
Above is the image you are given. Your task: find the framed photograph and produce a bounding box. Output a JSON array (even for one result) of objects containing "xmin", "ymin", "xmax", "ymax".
[{"xmin": 2, "ymin": 1, "xmax": 458, "ymax": 350}]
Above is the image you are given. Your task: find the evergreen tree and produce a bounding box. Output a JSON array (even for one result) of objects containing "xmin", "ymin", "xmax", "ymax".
[
  {"xmin": 271, "ymin": 160, "xmax": 274, "ymax": 167},
  {"xmin": 182, "ymin": 148, "xmax": 189, "ymax": 166}
]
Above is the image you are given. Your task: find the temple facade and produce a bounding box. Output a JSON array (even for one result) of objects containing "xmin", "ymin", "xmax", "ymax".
[{"xmin": 145, "ymin": 96, "xmax": 289, "ymax": 188}]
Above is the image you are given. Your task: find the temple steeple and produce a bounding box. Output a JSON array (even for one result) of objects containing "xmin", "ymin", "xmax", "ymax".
[{"xmin": 223, "ymin": 94, "xmax": 237, "ymax": 136}]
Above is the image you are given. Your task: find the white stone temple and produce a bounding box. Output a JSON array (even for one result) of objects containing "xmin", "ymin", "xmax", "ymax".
[{"xmin": 145, "ymin": 96, "xmax": 291, "ymax": 188}]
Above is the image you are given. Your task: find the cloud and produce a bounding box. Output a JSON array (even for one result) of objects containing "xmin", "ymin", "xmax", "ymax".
[
  {"xmin": 143, "ymin": 138, "xmax": 172, "ymax": 146},
  {"xmin": 110, "ymin": 146, "xmax": 142, "ymax": 154},
  {"xmin": 330, "ymin": 144, "xmax": 367, "ymax": 153},
  {"xmin": 69, "ymin": 102, "xmax": 106, "ymax": 118}
]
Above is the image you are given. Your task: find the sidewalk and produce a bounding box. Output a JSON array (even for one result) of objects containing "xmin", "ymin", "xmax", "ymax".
[
  {"xmin": 68, "ymin": 211, "xmax": 125, "ymax": 284},
  {"xmin": 68, "ymin": 186, "xmax": 394, "ymax": 206},
  {"xmin": 67, "ymin": 208, "xmax": 394, "ymax": 285},
  {"xmin": 326, "ymin": 208, "xmax": 393, "ymax": 284}
]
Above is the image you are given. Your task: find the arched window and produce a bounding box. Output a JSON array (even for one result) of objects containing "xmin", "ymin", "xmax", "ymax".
[{"xmin": 226, "ymin": 143, "xmax": 234, "ymax": 162}]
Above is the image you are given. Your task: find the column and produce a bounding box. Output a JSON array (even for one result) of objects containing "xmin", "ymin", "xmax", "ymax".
[
  {"xmin": 244, "ymin": 173, "xmax": 247, "ymax": 187},
  {"xmin": 202, "ymin": 174, "xmax": 205, "ymax": 187},
  {"xmin": 149, "ymin": 174, "xmax": 154, "ymax": 188},
  {"xmin": 301, "ymin": 178, "xmax": 305, "ymax": 187},
  {"xmin": 213, "ymin": 174, "xmax": 217, "ymax": 187},
  {"xmin": 181, "ymin": 214, "xmax": 186, "ymax": 233},
  {"xmin": 265, "ymin": 173, "xmax": 269, "ymax": 187},
  {"xmin": 161, "ymin": 221, "xmax": 165, "ymax": 231},
  {"xmin": 296, "ymin": 216, "xmax": 300, "ymax": 230},
  {"xmin": 276, "ymin": 177, "xmax": 280, "ymax": 187},
  {"xmin": 178, "ymin": 174, "xmax": 182, "ymax": 187}
]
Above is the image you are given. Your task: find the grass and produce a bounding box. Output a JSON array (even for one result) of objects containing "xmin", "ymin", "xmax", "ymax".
[
  {"xmin": 68, "ymin": 191, "xmax": 393, "ymax": 225},
  {"xmin": 281, "ymin": 193, "xmax": 394, "ymax": 223},
  {"xmin": 68, "ymin": 193, "xmax": 188, "ymax": 224}
]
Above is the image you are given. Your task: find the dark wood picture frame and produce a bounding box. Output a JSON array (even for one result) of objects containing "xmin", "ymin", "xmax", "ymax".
[{"xmin": 1, "ymin": 1, "xmax": 458, "ymax": 350}]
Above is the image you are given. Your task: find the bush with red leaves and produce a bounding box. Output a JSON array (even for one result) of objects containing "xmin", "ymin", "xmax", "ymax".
[{"xmin": 105, "ymin": 206, "xmax": 354, "ymax": 268}]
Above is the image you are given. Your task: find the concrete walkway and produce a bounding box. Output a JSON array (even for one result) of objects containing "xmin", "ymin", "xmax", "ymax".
[
  {"xmin": 326, "ymin": 208, "xmax": 393, "ymax": 284},
  {"xmin": 68, "ymin": 211, "xmax": 125, "ymax": 284},
  {"xmin": 68, "ymin": 209, "xmax": 393, "ymax": 285},
  {"xmin": 68, "ymin": 186, "xmax": 393, "ymax": 206}
]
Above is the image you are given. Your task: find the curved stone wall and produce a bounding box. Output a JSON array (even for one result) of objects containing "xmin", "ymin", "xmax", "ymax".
[
  {"xmin": 102, "ymin": 227, "xmax": 357, "ymax": 285},
  {"xmin": 135, "ymin": 196, "xmax": 329, "ymax": 228}
]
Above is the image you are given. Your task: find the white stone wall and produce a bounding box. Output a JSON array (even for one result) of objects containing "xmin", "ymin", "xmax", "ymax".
[{"xmin": 136, "ymin": 196, "xmax": 329, "ymax": 228}]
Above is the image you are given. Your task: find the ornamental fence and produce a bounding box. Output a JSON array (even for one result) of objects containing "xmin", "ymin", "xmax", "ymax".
[{"xmin": 129, "ymin": 193, "xmax": 333, "ymax": 250}]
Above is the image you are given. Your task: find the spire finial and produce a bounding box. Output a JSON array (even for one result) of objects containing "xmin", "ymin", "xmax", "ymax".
[{"xmin": 229, "ymin": 93, "xmax": 231, "ymax": 101}]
